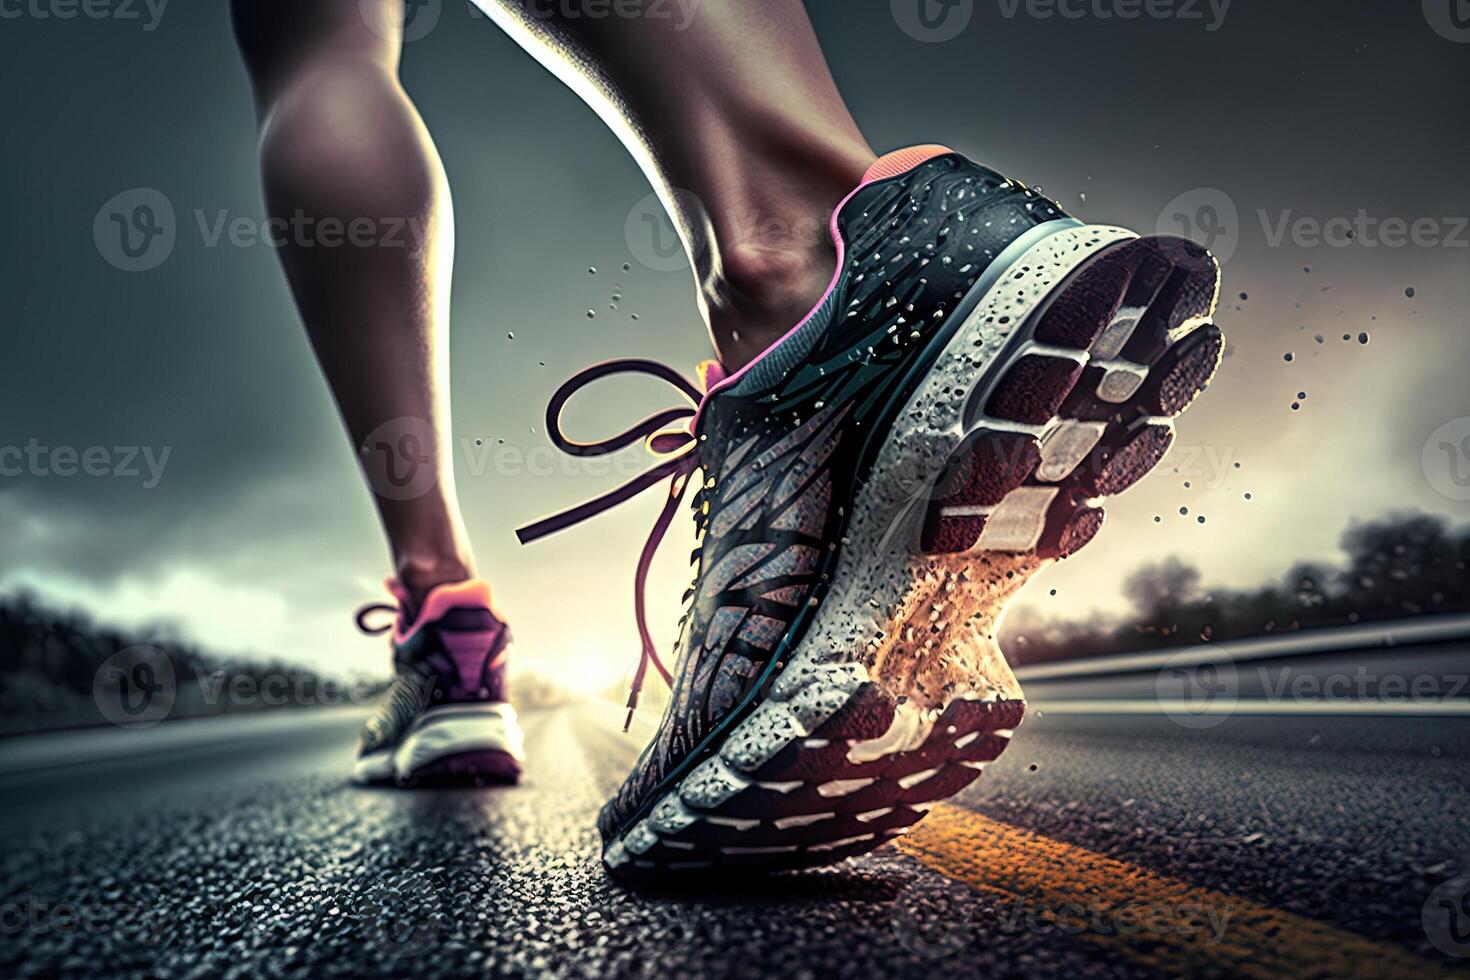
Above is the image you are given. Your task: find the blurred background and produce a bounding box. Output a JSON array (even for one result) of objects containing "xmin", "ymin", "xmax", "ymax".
[{"xmin": 2, "ymin": 0, "xmax": 1467, "ymax": 731}]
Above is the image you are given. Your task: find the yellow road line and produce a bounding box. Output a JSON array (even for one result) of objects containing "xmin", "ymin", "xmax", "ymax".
[{"xmin": 896, "ymin": 804, "xmax": 1459, "ymax": 979}]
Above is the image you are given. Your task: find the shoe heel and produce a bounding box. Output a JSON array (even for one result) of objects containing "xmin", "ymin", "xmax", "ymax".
[{"xmin": 914, "ymin": 232, "xmax": 1220, "ymax": 562}]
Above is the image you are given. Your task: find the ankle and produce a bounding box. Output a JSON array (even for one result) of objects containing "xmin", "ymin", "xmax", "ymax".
[
  {"xmin": 706, "ymin": 239, "xmax": 837, "ymax": 370},
  {"xmin": 394, "ymin": 554, "xmax": 475, "ymax": 608},
  {"xmin": 699, "ymin": 137, "xmax": 874, "ymax": 370}
]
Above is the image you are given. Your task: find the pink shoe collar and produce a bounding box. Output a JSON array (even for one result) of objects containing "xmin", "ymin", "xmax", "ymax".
[{"xmin": 355, "ymin": 577, "xmax": 499, "ymax": 646}]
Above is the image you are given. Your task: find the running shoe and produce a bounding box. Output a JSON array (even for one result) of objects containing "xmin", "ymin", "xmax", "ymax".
[
  {"xmin": 520, "ymin": 145, "xmax": 1222, "ymax": 876},
  {"xmin": 352, "ymin": 578, "xmax": 525, "ymax": 786}
]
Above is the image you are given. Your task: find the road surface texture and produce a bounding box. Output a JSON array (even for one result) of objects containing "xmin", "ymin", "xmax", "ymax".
[{"xmin": 2, "ymin": 679, "xmax": 1468, "ymax": 978}]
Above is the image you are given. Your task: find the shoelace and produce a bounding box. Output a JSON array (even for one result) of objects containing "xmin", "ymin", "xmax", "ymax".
[
  {"xmin": 517, "ymin": 358, "xmax": 719, "ymax": 730},
  {"xmin": 354, "ymin": 603, "xmax": 398, "ymax": 637},
  {"xmin": 354, "ymin": 579, "xmax": 414, "ymax": 637}
]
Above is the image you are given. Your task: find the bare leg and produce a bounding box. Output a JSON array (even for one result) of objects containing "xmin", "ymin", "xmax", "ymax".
[
  {"xmin": 232, "ymin": 0, "xmax": 472, "ymax": 602},
  {"xmin": 476, "ymin": 1, "xmax": 877, "ymax": 368}
]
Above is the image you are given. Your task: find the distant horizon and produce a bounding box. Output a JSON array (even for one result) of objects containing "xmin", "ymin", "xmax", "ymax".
[{"xmin": 6, "ymin": 506, "xmax": 1465, "ymax": 687}]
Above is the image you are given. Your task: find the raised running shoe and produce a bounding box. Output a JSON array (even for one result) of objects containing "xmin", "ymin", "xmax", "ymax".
[
  {"xmin": 520, "ymin": 145, "xmax": 1222, "ymax": 876},
  {"xmin": 352, "ymin": 578, "xmax": 525, "ymax": 786}
]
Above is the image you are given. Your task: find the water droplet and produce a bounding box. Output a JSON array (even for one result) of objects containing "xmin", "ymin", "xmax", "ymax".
[
  {"xmin": 1283, "ymin": 352, "xmax": 1294, "ymax": 362},
  {"xmin": 1197, "ymin": 515, "xmax": 1206, "ymax": 524},
  {"xmin": 506, "ymin": 331, "xmax": 515, "ymax": 340},
  {"xmin": 588, "ymin": 266, "xmax": 598, "ymax": 275},
  {"xmin": 1244, "ymin": 492, "xmax": 1252, "ymax": 500},
  {"xmin": 586, "ymin": 310, "xmax": 597, "ymax": 319},
  {"xmin": 1405, "ymin": 286, "xmax": 1415, "ymax": 298},
  {"xmin": 1239, "ymin": 291, "xmax": 1248, "ymax": 301},
  {"xmin": 1179, "ymin": 506, "xmax": 1189, "ymax": 516},
  {"xmin": 1358, "ymin": 331, "xmax": 1370, "ymax": 344}
]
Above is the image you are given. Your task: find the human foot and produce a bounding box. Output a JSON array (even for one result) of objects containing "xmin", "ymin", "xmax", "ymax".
[{"xmin": 352, "ymin": 578, "xmax": 524, "ymax": 787}]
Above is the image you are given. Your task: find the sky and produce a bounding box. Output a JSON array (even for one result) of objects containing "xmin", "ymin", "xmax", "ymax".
[{"xmin": 1, "ymin": 0, "xmax": 1468, "ymax": 691}]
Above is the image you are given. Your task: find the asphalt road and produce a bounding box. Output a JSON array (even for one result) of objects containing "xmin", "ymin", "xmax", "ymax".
[{"xmin": 1, "ymin": 693, "xmax": 1468, "ymax": 979}]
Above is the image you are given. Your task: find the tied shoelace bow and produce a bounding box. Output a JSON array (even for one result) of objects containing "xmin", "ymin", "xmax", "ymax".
[{"xmin": 516, "ymin": 358, "xmax": 726, "ymax": 731}]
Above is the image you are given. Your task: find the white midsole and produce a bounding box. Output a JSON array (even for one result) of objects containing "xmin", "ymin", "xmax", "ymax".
[
  {"xmin": 353, "ymin": 702, "xmax": 525, "ymax": 785},
  {"xmin": 606, "ymin": 223, "xmax": 1136, "ymax": 868}
]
